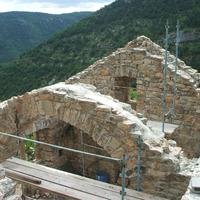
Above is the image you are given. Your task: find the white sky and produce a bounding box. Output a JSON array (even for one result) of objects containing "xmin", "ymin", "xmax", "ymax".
[{"xmin": 0, "ymin": 0, "xmax": 115, "ymax": 14}]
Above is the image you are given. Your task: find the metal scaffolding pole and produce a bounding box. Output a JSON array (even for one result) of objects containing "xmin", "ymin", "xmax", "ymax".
[
  {"xmin": 162, "ymin": 20, "xmax": 180, "ymax": 132},
  {"xmin": 136, "ymin": 135, "xmax": 142, "ymax": 192},
  {"xmin": 80, "ymin": 130, "xmax": 85, "ymax": 176},
  {"xmin": 171, "ymin": 20, "xmax": 180, "ymax": 114},
  {"xmin": 0, "ymin": 131, "xmax": 120, "ymax": 162},
  {"xmin": 120, "ymin": 154, "xmax": 127, "ymax": 200},
  {"xmin": 162, "ymin": 20, "xmax": 169, "ymax": 132}
]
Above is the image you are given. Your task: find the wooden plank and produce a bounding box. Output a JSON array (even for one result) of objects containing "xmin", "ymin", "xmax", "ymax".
[
  {"xmin": 7, "ymin": 158, "xmax": 118, "ymax": 190},
  {"xmin": 5, "ymin": 158, "xmax": 134, "ymax": 197},
  {"xmin": 5, "ymin": 169, "xmax": 42, "ymax": 184},
  {"xmin": 4, "ymin": 159, "xmax": 145, "ymax": 200},
  {"xmin": 5, "ymin": 158, "xmax": 129, "ymax": 199},
  {"xmin": 4, "ymin": 158, "xmax": 167, "ymax": 200},
  {"xmin": 7, "ymin": 173, "xmax": 104, "ymax": 200},
  {"xmin": 3, "ymin": 161, "xmax": 123, "ymax": 200},
  {"xmin": 3, "ymin": 158, "xmax": 167, "ymax": 200}
]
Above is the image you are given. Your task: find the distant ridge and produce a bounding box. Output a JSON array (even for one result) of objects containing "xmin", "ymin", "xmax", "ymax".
[{"xmin": 0, "ymin": 11, "xmax": 92, "ymax": 63}]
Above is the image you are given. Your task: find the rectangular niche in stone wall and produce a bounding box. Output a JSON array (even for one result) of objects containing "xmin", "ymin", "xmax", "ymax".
[{"xmin": 114, "ymin": 77, "xmax": 137, "ymax": 110}]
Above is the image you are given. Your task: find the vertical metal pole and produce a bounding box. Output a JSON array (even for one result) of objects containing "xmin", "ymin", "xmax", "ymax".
[
  {"xmin": 16, "ymin": 129, "xmax": 20, "ymax": 158},
  {"xmin": 121, "ymin": 155, "xmax": 126, "ymax": 200},
  {"xmin": 162, "ymin": 20, "xmax": 169, "ymax": 132},
  {"xmin": 172, "ymin": 20, "xmax": 180, "ymax": 114},
  {"xmin": 80, "ymin": 130, "xmax": 85, "ymax": 176},
  {"xmin": 136, "ymin": 135, "xmax": 142, "ymax": 191}
]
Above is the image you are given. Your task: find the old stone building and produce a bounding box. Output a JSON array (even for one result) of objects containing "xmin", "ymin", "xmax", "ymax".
[
  {"xmin": 66, "ymin": 36, "xmax": 200, "ymax": 158},
  {"xmin": 0, "ymin": 36, "xmax": 199, "ymax": 200}
]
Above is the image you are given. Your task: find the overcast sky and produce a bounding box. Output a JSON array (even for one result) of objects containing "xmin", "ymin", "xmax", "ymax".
[{"xmin": 0, "ymin": 0, "xmax": 115, "ymax": 14}]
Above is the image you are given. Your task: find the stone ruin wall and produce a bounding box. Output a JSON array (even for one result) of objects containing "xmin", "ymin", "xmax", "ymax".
[
  {"xmin": 0, "ymin": 36, "xmax": 199, "ymax": 199},
  {"xmin": 0, "ymin": 83, "xmax": 197, "ymax": 200},
  {"xmin": 171, "ymin": 88, "xmax": 200, "ymax": 158},
  {"xmin": 66, "ymin": 36, "xmax": 200, "ymax": 158}
]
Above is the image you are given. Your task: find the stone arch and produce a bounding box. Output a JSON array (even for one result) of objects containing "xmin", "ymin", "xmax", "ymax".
[
  {"xmin": 26, "ymin": 118, "xmax": 120, "ymax": 183},
  {"xmin": 0, "ymin": 36, "xmax": 199, "ymax": 198},
  {"xmin": 0, "ymin": 82, "xmax": 195, "ymax": 199},
  {"xmin": 0, "ymin": 83, "xmax": 141, "ymax": 173}
]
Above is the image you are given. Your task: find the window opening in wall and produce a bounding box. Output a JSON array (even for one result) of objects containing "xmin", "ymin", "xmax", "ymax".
[
  {"xmin": 58, "ymin": 149, "xmax": 63, "ymax": 157},
  {"xmin": 129, "ymin": 88, "xmax": 138, "ymax": 100},
  {"xmin": 128, "ymin": 79, "xmax": 137, "ymax": 110},
  {"xmin": 129, "ymin": 80, "xmax": 137, "ymax": 100},
  {"xmin": 114, "ymin": 77, "xmax": 137, "ymax": 107}
]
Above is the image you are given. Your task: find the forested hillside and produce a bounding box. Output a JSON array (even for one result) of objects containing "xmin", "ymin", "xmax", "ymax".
[
  {"xmin": 0, "ymin": 0, "xmax": 199, "ymax": 100},
  {"xmin": 0, "ymin": 11, "xmax": 92, "ymax": 63}
]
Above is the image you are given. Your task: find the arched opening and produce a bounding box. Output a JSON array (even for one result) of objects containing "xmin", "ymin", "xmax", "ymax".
[{"xmin": 19, "ymin": 120, "xmax": 120, "ymax": 184}]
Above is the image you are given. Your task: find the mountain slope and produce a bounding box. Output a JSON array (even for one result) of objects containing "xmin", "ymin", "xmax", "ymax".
[
  {"xmin": 0, "ymin": 11, "xmax": 92, "ymax": 63},
  {"xmin": 0, "ymin": 0, "xmax": 199, "ymax": 100}
]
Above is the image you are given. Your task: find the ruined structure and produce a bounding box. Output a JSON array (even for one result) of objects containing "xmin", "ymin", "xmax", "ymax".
[
  {"xmin": 66, "ymin": 36, "xmax": 200, "ymax": 158},
  {"xmin": 0, "ymin": 36, "xmax": 199, "ymax": 200}
]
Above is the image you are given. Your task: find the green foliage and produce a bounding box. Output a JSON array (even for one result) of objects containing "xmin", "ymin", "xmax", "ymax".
[
  {"xmin": 0, "ymin": 0, "xmax": 199, "ymax": 101},
  {"xmin": 24, "ymin": 134, "xmax": 35, "ymax": 161},
  {"xmin": 129, "ymin": 88, "xmax": 138, "ymax": 100},
  {"xmin": 0, "ymin": 11, "xmax": 92, "ymax": 63}
]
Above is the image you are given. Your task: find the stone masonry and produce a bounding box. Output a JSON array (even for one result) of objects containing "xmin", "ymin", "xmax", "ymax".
[
  {"xmin": 66, "ymin": 36, "xmax": 200, "ymax": 158},
  {"xmin": 34, "ymin": 120, "xmax": 120, "ymax": 183},
  {"xmin": 0, "ymin": 36, "xmax": 199, "ymax": 199},
  {"xmin": 0, "ymin": 82, "xmax": 198, "ymax": 199},
  {"xmin": 0, "ymin": 168, "xmax": 21, "ymax": 200}
]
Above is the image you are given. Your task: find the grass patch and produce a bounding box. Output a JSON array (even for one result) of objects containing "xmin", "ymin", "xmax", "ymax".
[{"xmin": 129, "ymin": 88, "xmax": 138, "ymax": 100}]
